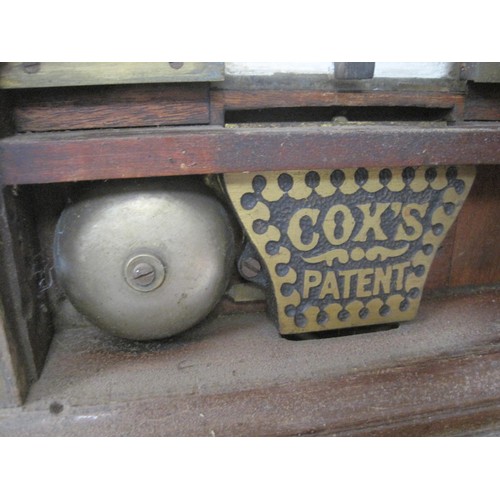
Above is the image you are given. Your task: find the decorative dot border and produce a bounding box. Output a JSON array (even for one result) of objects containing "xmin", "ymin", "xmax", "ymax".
[{"xmin": 224, "ymin": 166, "xmax": 476, "ymax": 334}]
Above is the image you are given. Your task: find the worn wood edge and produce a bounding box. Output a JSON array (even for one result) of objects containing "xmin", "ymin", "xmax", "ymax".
[
  {"xmin": 0, "ymin": 301, "xmax": 24, "ymax": 407},
  {"xmin": 0, "ymin": 288, "xmax": 498, "ymax": 435},
  {"xmin": 1, "ymin": 124, "xmax": 500, "ymax": 185},
  {"xmin": 0, "ymin": 345, "xmax": 498, "ymax": 435},
  {"xmin": 327, "ymin": 400, "xmax": 500, "ymax": 436},
  {"xmin": 219, "ymin": 89, "xmax": 464, "ymax": 110},
  {"xmin": 0, "ymin": 191, "xmax": 39, "ymax": 374},
  {"xmin": 216, "ymin": 75, "xmax": 467, "ymax": 93},
  {"xmin": 0, "ymin": 224, "xmax": 35, "ymax": 408},
  {"xmin": 425, "ymin": 166, "xmax": 499, "ymax": 291},
  {"xmin": 449, "ymin": 167, "xmax": 500, "ymax": 287},
  {"xmin": 15, "ymin": 104, "xmax": 210, "ymax": 132},
  {"xmin": 0, "ymin": 91, "xmax": 25, "ymax": 407},
  {"xmin": 0, "ymin": 184, "xmax": 55, "ymax": 407},
  {"xmin": 0, "ymin": 63, "xmax": 225, "ymax": 88},
  {"xmin": 0, "ymin": 91, "xmax": 14, "ymax": 137},
  {"xmin": 463, "ymin": 83, "xmax": 500, "ymax": 121},
  {"xmin": 13, "ymin": 83, "xmax": 211, "ymax": 132}
]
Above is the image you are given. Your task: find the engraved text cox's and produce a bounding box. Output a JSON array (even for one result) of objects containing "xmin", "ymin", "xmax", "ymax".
[{"xmin": 288, "ymin": 202, "xmax": 428, "ymax": 300}]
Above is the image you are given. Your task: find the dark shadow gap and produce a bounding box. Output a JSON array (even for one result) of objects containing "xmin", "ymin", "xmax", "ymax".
[
  {"xmin": 282, "ymin": 322, "xmax": 399, "ymax": 341},
  {"xmin": 225, "ymin": 106, "xmax": 451, "ymax": 123}
]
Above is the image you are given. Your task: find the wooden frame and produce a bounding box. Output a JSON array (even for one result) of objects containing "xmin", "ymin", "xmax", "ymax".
[{"xmin": 1, "ymin": 123, "xmax": 499, "ymax": 185}]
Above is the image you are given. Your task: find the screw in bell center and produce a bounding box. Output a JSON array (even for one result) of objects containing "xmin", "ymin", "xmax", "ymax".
[{"xmin": 124, "ymin": 253, "xmax": 166, "ymax": 292}]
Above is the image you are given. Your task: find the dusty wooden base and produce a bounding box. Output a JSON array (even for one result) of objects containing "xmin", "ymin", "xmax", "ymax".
[{"xmin": 0, "ymin": 287, "xmax": 499, "ymax": 436}]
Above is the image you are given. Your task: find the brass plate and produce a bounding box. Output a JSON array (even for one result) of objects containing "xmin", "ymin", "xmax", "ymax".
[
  {"xmin": 224, "ymin": 166, "xmax": 476, "ymax": 335},
  {"xmin": 0, "ymin": 62, "xmax": 224, "ymax": 88}
]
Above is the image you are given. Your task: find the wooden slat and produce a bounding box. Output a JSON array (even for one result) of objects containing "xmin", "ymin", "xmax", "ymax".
[
  {"xmin": 1, "ymin": 124, "xmax": 500, "ymax": 185},
  {"xmin": 0, "ymin": 91, "xmax": 24, "ymax": 408},
  {"xmin": 218, "ymin": 74, "xmax": 467, "ymax": 94},
  {"xmin": 0, "ymin": 91, "xmax": 14, "ymax": 137},
  {"xmin": 464, "ymin": 83, "xmax": 500, "ymax": 121},
  {"xmin": 425, "ymin": 168, "xmax": 500, "ymax": 291},
  {"xmin": 450, "ymin": 167, "xmax": 500, "ymax": 287},
  {"xmin": 0, "ymin": 302, "xmax": 23, "ymax": 407},
  {"xmin": 221, "ymin": 89, "xmax": 464, "ymax": 111},
  {"xmin": 0, "ymin": 186, "xmax": 53, "ymax": 366},
  {"xmin": 209, "ymin": 89, "xmax": 225, "ymax": 125},
  {"xmin": 0, "ymin": 62, "xmax": 224, "ymax": 88},
  {"xmin": 0, "ymin": 190, "xmax": 37, "ymax": 408},
  {"xmin": 14, "ymin": 84, "xmax": 210, "ymax": 132}
]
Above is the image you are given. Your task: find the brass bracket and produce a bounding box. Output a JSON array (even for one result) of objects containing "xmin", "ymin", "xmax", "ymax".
[
  {"xmin": 225, "ymin": 166, "xmax": 476, "ymax": 335},
  {"xmin": 0, "ymin": 62, "xmax": 225, "ymax": 89}
]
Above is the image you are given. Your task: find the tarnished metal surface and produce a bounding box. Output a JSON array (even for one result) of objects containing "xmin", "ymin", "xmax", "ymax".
[
  {"xmin": 54, "ymin": 178, "xmax": 235, "ymax": 340},
  {"xmin": 0, "ymin": 62, "xmax": 225, "ymax": 88},
  {"xmin": 225, "ymin": 166, "xmax": 475, "ymax": 334},
  {"xmin": 334, "ymin": 62, "xmax": 375, "ymax": 80},
  {"xmin": 124, "ymin": 254, "xmax": 166, "ymax": 292},
  {"xmin": 461, "ymin": 63, "xmax": 500, "ymax": 83}
]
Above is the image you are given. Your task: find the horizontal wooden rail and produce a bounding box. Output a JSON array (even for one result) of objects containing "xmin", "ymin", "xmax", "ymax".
[
  {"xmin": 221, "ymin": 89, "xmax": 464, "ymax": 110},
  {"xmin": 1, "ymin": 123, "xmax": 500, "ymax": 185},
  {"xmin": 14, "ymin": 84, "xmax": 211, "ymax": 132}
]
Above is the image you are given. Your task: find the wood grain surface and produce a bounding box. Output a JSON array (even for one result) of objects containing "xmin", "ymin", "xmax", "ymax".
[
  {"xmin": 1, "ymin": 124, "xmax": 500, "ymax": 185},
  {"xmin": 14, "ymin": 84, "xmax": 210, "ymax": 131},
  {"xmin": 0, "ymin": 289, "xmax": 498, "ymax": 435},
  {"xmin": 464, "ymin": 83, "xmax": 500, "ymax": 121},
  {"xmin": 221, "ymin": 89, "xmax": 463, "ymax": 111},
  {"xmin": 450, "ymin": 168, "xmax": 500, "ymax": 287}
]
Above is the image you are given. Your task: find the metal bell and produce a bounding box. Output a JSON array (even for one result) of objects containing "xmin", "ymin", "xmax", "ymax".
[{"xmin": 54, "ymin": 178, "xmax": 235, "ymax": 341}]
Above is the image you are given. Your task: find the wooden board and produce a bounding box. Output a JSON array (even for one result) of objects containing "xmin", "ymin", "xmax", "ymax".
[
  {"xmin": 221, "ymin": 89, "xmax": 463, "ymax": 111},
  {"xmin": 0, "ymin": 91, "xmax": 24, "ymax": 408},
  {"xmin": 450, "ymin": 167, "xmax": 500, "ymax": 287},
  {"xmin": 0, "ymin": 186, "xmax": 53, "ymax": 375},
  {"xmin": 13, "ymin": 84, "xmax": 210, "ymax": 131},
  {"xmin": 0, "ymin": 301, "xmax": 23, "ymax": 407},
  {"xmin": 1, "ymin": 124, "xmax": 500, "ymax": 185},
  {"xmin": 0, "ymin": 191, "xmax": 36, "ymax": 408},
  {"xmin": 0, "ymin": 63, "xmax": 224, "ymax": 88},
  {"xmin": 423, "ymin": 169, "xmax": 500, "ymax": 291},
  {"xmin": 0, "ymin": 289, "xmax": 498, "ymax": 435},
  {"xmin": 0, "ymin": 91, "xmax": 14, "ymax": 137},
  {"xmin": 464, "ymin": 83, "xmax": 500, "ymax": 121}
]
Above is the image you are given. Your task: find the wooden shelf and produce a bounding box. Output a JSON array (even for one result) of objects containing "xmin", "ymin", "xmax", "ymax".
[
  {"xmin": 1, "ymin": 124, "xmax": 500, "ymax": 185},
  {"xmin": 0, "ymin": 287, "xmax": 499, "ymax": 436}
]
